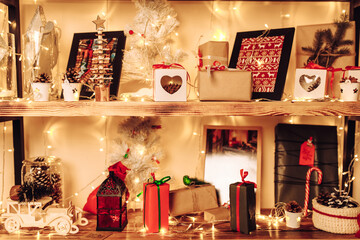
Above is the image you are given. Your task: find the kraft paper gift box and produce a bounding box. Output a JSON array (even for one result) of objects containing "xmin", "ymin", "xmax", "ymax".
[
  {"xmin": 296, "ymin": 22, "xmax": 355, "ymax": 98},
  {"xmin": 153, "ymin": 68, "xmax": 187, "ymax": 102},
  {"xmin": 293, "ymin": 68, "xmax": 328, "ymax": 99},
  {"xmin": 199, "ymin": 70, "xmax": 252, "ymax": 101},
  {"xmin": 198, "ymin": 41, "xmax": 228, "ymax": 69},
  {"xmin": 169, "ymin": 184, "xmax": 218, "ymax": 216},
  {"xmin": 204, "ymin": 207, "xmax": 230, "ymax": 222},
  {"xmin": 143, "ymin": 181, "xmax": 169, "ymax": 233}
]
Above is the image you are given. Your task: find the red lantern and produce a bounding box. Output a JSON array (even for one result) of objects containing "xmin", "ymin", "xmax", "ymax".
[{"xmin": 96, "ymin": 171, "xmax": 128, "ymax": 231}]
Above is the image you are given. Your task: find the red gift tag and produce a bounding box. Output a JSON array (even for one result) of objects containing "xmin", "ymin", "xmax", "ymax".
[{"xmin": 299, "ymin": 137, "xmax": 315, "ymax": 166}]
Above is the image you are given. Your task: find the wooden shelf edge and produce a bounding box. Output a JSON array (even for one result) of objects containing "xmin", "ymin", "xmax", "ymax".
[{"xmin": 0, "ymin": 101, "xmax": 359, "ymax": 117}]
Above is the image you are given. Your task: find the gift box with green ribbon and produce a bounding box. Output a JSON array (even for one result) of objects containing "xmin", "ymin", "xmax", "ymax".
[{"xmin": 143, "ymin": 173, "xmax": 171, "ymax": 233}]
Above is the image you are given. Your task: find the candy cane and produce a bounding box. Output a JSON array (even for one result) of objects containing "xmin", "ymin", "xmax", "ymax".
[{"xmin": 304, "ymin": 167, "xmax": 323, "ymax": 217}]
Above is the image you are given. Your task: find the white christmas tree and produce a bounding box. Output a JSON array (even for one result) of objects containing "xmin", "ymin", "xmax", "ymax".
[
  {"xmin": 109, "ymin": 117, "xmax": 162, "ymax": 207},
  {"xmin": 122, "ymin": 0, "xmax": 187, "ymax": 87}
]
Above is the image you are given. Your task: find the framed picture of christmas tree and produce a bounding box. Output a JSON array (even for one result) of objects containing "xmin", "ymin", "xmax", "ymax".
[
  {"xmin": 67, "ymin": 31, "xmax": 126, "ymax": 99},
  {"xmin": 229, "ymin": 28, "xmax": 294, "ymax": 100}
]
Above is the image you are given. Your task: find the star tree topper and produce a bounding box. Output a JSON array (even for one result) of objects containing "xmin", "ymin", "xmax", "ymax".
[{"xmin": 92, "ymin": 15, "xmax": 106, "ymax": 30}]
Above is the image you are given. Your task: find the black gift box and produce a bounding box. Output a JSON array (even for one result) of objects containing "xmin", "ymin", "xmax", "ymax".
[
  {"xmin": 229, "ymin": 182, "xmax": 256, "ymax": 234},
  {"xmin": 275, "ymin": 124, "xmax": 338, "ymax": 209}
]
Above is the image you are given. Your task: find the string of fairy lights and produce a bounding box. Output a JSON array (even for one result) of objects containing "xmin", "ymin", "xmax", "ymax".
[{"xmin": 0, "ymin": 1, "xmax": 357, "ymax": 237}]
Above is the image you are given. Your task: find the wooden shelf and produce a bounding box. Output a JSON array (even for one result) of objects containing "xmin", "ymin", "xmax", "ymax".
[{"xmin": 0, "ymin": 100, "xmax": 359, "ymax": 117}]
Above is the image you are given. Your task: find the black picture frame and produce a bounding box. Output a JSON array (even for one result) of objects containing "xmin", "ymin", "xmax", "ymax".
[
  {"xmin": 67, "ymin": 31, "xmax": 126, "ymax": 99},
  {"xmin": 229, "ymin": 28, "xmax": 295, "ymax": 100}
]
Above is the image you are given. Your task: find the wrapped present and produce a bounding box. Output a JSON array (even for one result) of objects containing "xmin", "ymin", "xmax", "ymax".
[
  {"xmin": 296, "ymin": 22, "xmax": 355, "ymax": 98},
  {"xmin": 275, "ymin": 124, "xmax": 339, "ymax": 209},
  {"xmin": 153, "ymin": 63, "xmax": 187, "ymax": 102},
  {"xmin": 204, "ymin": 207, "xmax": 230, "ymax": 222},
  {"xmin": 169, "ymin": 184, "xmax": 218, "ymax": 216},
  {"xmin": 198, "ymin": 41, "xmax": 228, "ymax": 70},
  {"xmin": 199, "ymin": 69, "xmax": 252, "ymax": 101},
  {"xmin": 229, "ymin": 169, "xmax": 256, "ymax": 234},
  {"xmin": 143, "ymin": 174, "xmax": 171, "ymax": 233}
]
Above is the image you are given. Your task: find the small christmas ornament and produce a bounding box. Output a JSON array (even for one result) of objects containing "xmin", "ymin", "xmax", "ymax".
[{"xmin": 9, "ymin": 185, "xmax": 21, "ymax": 201}]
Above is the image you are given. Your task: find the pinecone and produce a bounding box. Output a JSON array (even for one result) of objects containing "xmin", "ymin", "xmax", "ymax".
[
  {"xmin": 17, "ymin": 181, "xmax": 52, "ymax": 202},
  {"xmin": 285, "ymin": 201, "xmax": 302, "ymax": 213},
  {"xmin": 64, "ymin": 68, "xmax": 80, "ymax": 83},
  {"xmin": 34, "ymin": 73, "xmax": 51, "ymax": 83}
]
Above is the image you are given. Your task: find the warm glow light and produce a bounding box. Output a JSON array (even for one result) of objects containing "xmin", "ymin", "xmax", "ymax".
[
  {"xmin": 215, "ymin": 8, "xmax": 219, "ymax": 12},
  {"xmin": 47, "ymin": 130, "xmax": 52, "ymax": 134},
  {"xmin": 342, "ymin": 9, "xmax": 346, "ymax": 14},
  {"xmin": 193, "ymin": 132, "xmax": 198, "ymax": 136},
  {"xmin": 233, "ymin": 7, "xmax": 237, "ymax": 10},
  {"xmin": 74, "ymin": 193, "xmax": 79, "ymax": 196},
  {"xmin": 135, "ymin": 197, "xmax": 140, "ymax": 202},
  {"xmin": 3, "ymin": 126, "xmax": 6, "ymax": 131},
  {"xmin": 355, "ymin": 154, "xmax": 358, "ymax": 158},
  {"xmin": 175, "ymin": 32, "xmax": 179, "ymax": 36},
  {"xmin": 47, "ymin": 145, "xmax": 52, "ymax": 149},
  {"xmin": 100, "ymin": 148, "xmax": 104, "ymax": 152},
  {"xmin": 100, "ymin": 137, "xmax": 104, "ymax": 141},
  {"xmin": 124, "ymin": 97, "xmax": 128, "ymax": 102},
  {"xmin": 297, "ymin": 217, "xmax": 301, "ymax": 222},
  {"xmin": 134, "ymin": 178, "xmax": 140, "ymax": 183},
  {"xmin": 7, "ymin": 149, "xmax": 13, "ymax": 152},
  {"xmin": 167, "ymin": 15, "xmax": 171, "ymax": 19},
  {"xmin": 141, "ymin": 98, "xmax": 144, "ymax": 102},
  {"xmin": 102, "ymin": 116, "xmax": 106, "ymax": 119},
  {"xmin": 160, "ymin": 228, "xmax": 167, "ymax": 234},
  {"xmin": 338, "ymin": 115, "xmax": 342, "ymax": 119},
  {"xmin": 339, "ymin": 127, "xmax": 344, "ymax": 130},
  {"xmin": 352, "ymin": 176, "xmax": 356, "ymax": 181},
  {"xmin": 289, "ymin": 119, "xmax": 293, "ymax": 123},
  {"xmin": 201, "ymin": 150, "xmax": 205, "ymax": 154},
  {"xmin": 356, "ymin": 158, "xmax": 359, "ymax": 162},
  {"xmin": 102, "ymin": 12, "xmax": 106, "ymax": 16},
  {"xmin": 91, "ymin": 186, "xmax": 95, "ymax": 190},
  {"xmin": 102, "ymin": 171, "xmax": 106, "ymax": 175},
  {"xmin": 265, "ymin": 24, "xmax": 269, "ymax": 29}
]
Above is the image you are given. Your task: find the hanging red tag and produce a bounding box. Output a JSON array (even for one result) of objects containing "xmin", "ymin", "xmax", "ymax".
[{"xmin": 299, "ymin": 137, "xmax": 315, "ymax": 166}]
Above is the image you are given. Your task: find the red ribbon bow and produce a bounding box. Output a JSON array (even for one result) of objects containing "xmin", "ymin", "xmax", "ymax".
[
  {"xmin": 342, "ymin": 66, "xmax": 360, "ymax": 80},
  {"xmin": 305, "ymin": 62, "xmax": 342, "ymax": 98},
  {"xmin": 239, "ymin": 169, "xmax": 257, "ymax": 188},
  {"xmin": 205, "ymin": 61, "xmax": 226, "ymax": 71}
]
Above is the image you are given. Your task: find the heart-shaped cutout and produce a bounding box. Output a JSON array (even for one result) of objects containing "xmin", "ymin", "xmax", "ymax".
[
  {"xmin": 161, "ymin": 75, "xmax": 182, "ymax": 94},
  {"xmin": 299, "ymin": 74, "xmax": 321, "ymax": 92}
]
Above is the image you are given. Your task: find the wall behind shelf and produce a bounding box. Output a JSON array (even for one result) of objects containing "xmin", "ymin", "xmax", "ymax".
[{"xmin": 17, "ymin": 1, "xmax": 350, "ymax": 209}]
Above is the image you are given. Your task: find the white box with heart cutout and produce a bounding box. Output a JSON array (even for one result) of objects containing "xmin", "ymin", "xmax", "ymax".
[
  {"xmin": 153, "ymin": 68, "xmax": 187, "ymax": 102},
  {"xmin": 294, "ymin": 68, "xmax": 328, "ymax": 99}
]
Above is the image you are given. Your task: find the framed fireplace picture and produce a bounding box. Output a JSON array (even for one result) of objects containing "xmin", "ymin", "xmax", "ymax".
[
  {"xmin": 67, "ymin": 31, "xmax": 126, "ymax": 99},
  {"xmin": 201, "ymin": 126, "xmax": 262, "ymax": 214},
  {"xmin": 229, "ymin": 28, "xmax": 295, "ymax": 100}
]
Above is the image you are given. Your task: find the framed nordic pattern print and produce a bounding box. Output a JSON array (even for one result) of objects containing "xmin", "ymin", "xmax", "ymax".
[{"xmin": 229, "ymin": 28, "xmax": 295, "ymax": 100}]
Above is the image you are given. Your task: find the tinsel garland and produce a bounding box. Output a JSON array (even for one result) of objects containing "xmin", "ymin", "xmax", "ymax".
[{"xmin": 109, "ymin": 117, "xmax": 162, "ymax": 203}]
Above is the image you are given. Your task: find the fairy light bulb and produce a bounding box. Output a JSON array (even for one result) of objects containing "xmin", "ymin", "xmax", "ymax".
[{"xmin": 74, "ymin": 192, "xmax": 78, "ymax": 196}]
